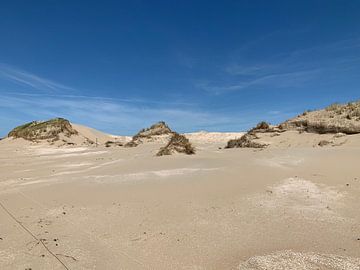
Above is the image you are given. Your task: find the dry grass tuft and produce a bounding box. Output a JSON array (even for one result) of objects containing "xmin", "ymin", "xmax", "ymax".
[
  {"xmin": 157, "ymin": 133, "xmax": 195, "ymax": 156},
  {"xmin": 280, "ymin": 100, "xmax": 360, "ymax": 134},
  {"xmin": 225, "ymin": 133, "xmax": 268, "ymax": 149}
]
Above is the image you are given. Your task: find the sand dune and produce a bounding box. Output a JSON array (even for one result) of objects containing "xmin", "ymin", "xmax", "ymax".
[
  {"xmin": 1, "ymin": 106, "xmax": 360, "ymax": 269},
  {"xmin": 0, "ymin": 133, "xmax": 359, "ymax": 269}
]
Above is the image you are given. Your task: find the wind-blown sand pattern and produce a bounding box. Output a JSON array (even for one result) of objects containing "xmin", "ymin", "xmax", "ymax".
[
  {"xmin": 0, "ymin": 116, "xmax": 360, "ymax": 269},
  {"xmin": 238, "ymin": 250, "xmax": 360, "ymax": 270}
]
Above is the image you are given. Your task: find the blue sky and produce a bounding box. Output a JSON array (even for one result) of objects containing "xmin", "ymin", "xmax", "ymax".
[{"xmin": 1, "ymin": 1, "xmax": 360, "ymax": 136}]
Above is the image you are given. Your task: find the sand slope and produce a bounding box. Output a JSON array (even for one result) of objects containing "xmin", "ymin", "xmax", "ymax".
[{"xmin": 71, "ymin": 123, "xmax": 130, "ymax": 145}]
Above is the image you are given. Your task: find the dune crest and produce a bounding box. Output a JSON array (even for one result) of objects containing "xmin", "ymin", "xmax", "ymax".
[
  {"xmin": 6, "ymin": 118, "xmax": 125, "ymax": 147},
  {"xmin": 124, "ymin": 121, "xmax": 173, "ymax": 147},
  {"xmin": 226, "ymin": 101, "xmax": 360, "ymax": 149},
  {"xmin": 280, "ymin": 101, "xmax": 360, "ymax": 134}
]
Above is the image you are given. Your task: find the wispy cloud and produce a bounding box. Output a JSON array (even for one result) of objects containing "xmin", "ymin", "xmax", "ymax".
[
  {"xmin": 1, "ymin": 92, "xmax": 195, "ymax": 107},
  {"xmin": 0, "ymin": 64, "xmax": 75, "ymax": 92},
  {"xmin": 225, "ymin": 64, "xmax": 271, "ymax": 76},
  {"xmin": 198, "ymin": 37, "xmax": 360, "ymax": 95},
  {"xmin": 198, "ymin": 69, "xmax": 320, "ymax": 94},
  {"xmin": 0, "ymin": 93, "xmax": 241, "ymax": 135}
]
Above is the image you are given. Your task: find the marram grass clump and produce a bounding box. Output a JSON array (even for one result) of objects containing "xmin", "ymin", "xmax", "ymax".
[{"xmin": 157, "ymin": 132, "xmax": 195, "ymax": 156}]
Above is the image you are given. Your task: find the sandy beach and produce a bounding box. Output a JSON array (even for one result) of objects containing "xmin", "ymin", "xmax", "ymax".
[{"xmin": 1, "ymin": 131, "xmax": 359, "ymax": 270}]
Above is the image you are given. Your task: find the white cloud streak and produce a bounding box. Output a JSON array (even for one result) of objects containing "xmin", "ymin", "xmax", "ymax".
[
  {"xmin": 0, "ymin": 93, "xmax": 241, "ymax": 135},
  {"xmin": 198, "ymin": 69, "xmax": 321, "ymax": 94},
  {"xmin": 0, "ymin": 64, "xmax": 75, "ymax": 92},
  {"xmin": 198, "ymin": 37, "xmax": 360, "ymax": 94}
]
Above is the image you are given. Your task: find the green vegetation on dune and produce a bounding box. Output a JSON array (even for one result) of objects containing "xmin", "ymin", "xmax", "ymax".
[{"xmin": 8, "ymin": 118, "xmax": 78, "ymax": 141}]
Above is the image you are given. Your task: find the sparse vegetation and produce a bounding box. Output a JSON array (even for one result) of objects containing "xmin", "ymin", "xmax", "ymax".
[
  {"xmin": 124, "ymin": 141, "xmax": 139, "ymax": 147},
  {"xmin": 105, "ymin": 141, "xmax": 123, "ymax": 147},
  {"xmin": 280, "ymin": 100, "xmax": 360, "ymax": 134},
  {"xmin": 133, "ymin": 121, "xmax": 172, "ymax": 140},
  {"xmin": 225, "ymin": 121, "xmax": 271, "ymax": 149},
  {"xmin": 8, "ymin": 118, "xmax": 78, "ymax": 141},
  {"xmin": 225, "ymin": 133, "xmax": 268, "ymax": 149},
  {"xmin": 325, "ymin": 103, "xmax": 342, "ymax": 112},
  {"xmin": 157, "ymin": 133, "xmax": 195, "ymax": 156},
  {"xmin": 249, "ymin": 121, "xmax": 271, "ymax": 133},
  {"xmin": 125, "ymin": 121, "xmax": 173, "ymax": 147}
]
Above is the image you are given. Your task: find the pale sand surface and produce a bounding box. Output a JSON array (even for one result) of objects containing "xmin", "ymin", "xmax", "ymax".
[{"xmin": 0, "ymin": 132, "xmax": 359, "ymax": 269}]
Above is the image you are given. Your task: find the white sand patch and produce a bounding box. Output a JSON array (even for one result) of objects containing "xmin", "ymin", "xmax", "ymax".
[
  {"xmin": 43, "ymin": 150, "xmax": 108, "ymax": 159},
  {"xmin": 250, "ymin": 178, "xmax": 344, "ymax": 220},
  {"xmin": 255, "ymin": 155, "xmax": 304, "ymax": 168},
  {"xmin": 19, "ymin": 179, "xmax": 52, "ymax": 186},
  {"xmin": 56, "ymin": 162, "xmax": 94, "ymax": 168},
  {"xmin": 0, "ymin": 179, "xmax": 25, "ymax": 189},
  {"xmin": 110, "ymin": 135, "xmax": 132, "ymax": 141},
  {"xmin": 84, "ymin": 159, "xmax": 124, "ymax": 170},
  {"xmin": 151, "ymin": 168, "xmax": 217, "ymax": 177},
  {"xmin": 14, "ymin": 169, "xmax": 34, "ymax": 173},
  {"xmin": 52, "ymin": 159, "xmax": 124, "ymax": 176},
  {"xmin": 184, "ymin": 131, "xmax": 244, "ymax": 144},
  {"xmin": 238, "ymin": 250, "xmax": 360, "ymax": 270},
  {"xmin": 30, "ymin": 147, "xmax": 89, "ymax": 155},
  {"xmin": 29, "ymin": 146, "xmax": 108, "ymax": 158},
  {"xmin": 87, "ymin": 167, "xmax": 220, "ymax": 183}
]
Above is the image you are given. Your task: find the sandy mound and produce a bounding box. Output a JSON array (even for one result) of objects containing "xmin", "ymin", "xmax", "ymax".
[
  {"xmin": 280, "ymin": 101, "xmax": 360, "ymax": 134},
  {"xmin": 124, "ymin": 121, "xmax": 196, "ymax": 155},
  {"xmin": 8, "ymin": 118, "xmax": 78, "ymax": 141},
  {"xmin": 6, "ymin": 118, "xmax": 124, "ymax": 147},
  {"xmin": 238, "ymin": 250, "xmax": 360, "ymax": 270},
  {"xmin": 226, "ymin": 101, "xmax": 360, "ymax": 149},
  {"xmin": 157, "ymin": 133, "xmax": 195, "ymax": 156},
  {"xmin": 125, "ymin": 121, "xmax": 173, "ymax": 147}
]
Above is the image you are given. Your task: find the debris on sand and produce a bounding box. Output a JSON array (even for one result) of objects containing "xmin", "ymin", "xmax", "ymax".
[
  {"xmin": 105, "ymin": 141, "xmax": 123, "ymax": 147},
  {"xmin": 125, "ymin": 121, "xmax": 173, "ymax": 147},
  {"xmin": 157, "ymin": 132, "xmax": 195, "ymax": 156},
  {"xmin": 8, "ymin": 118, "xmax": 78, "ymax": 141},
  {"xmin": 123, "ymin": 140, "xmax": 139, "ymax": 148},
  {"xmin": 318, "ymin": 140, "xmax": 332, "ymax": 147}
]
